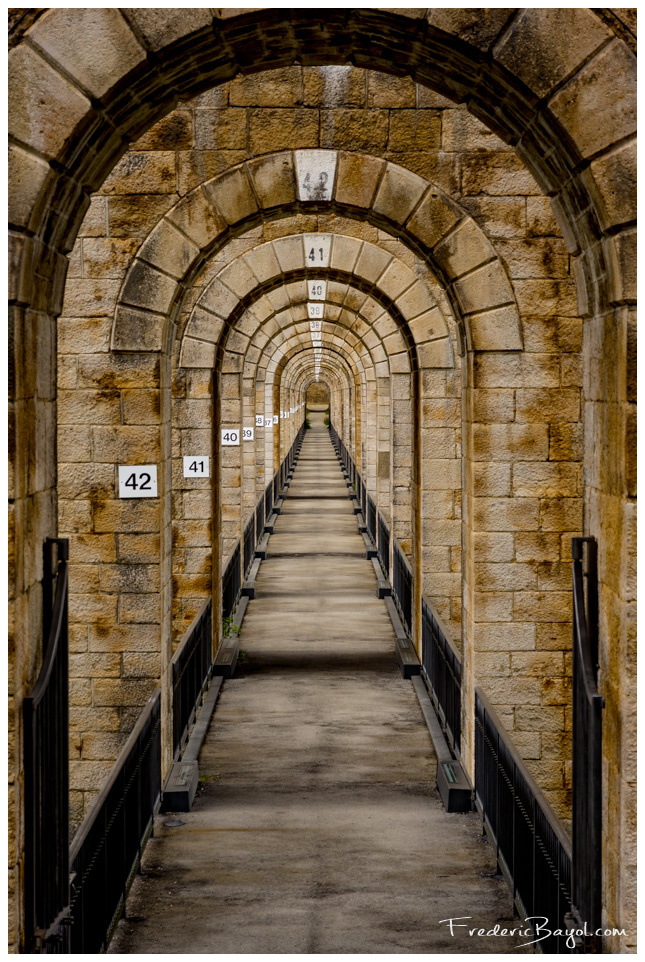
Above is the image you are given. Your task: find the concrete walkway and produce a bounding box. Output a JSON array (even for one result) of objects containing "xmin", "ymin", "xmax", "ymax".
[{"xmin": 110, "ymin": 417, "xmax": 524, "ymax": 954}]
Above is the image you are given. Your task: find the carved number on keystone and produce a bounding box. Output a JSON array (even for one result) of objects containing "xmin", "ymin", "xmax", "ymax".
[
  {"xmin": 308, "ymin": 280, "xmax": 326, "ymax": 300},
  {"xmin": 295, "ymin": 151, "xmax": 337, "ymax": 202},
  {"xmin": 303, "ymin": 234, "xmax": 331, "ymax": 267}
]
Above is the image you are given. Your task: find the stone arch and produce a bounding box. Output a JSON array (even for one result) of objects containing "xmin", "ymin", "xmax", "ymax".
[{"xmin": 111, "ymin": 152, "xmax": 521, "ymax": 357}]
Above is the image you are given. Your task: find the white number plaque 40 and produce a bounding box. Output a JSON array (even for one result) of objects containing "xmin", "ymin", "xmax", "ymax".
[{"xmin": 221, "ymin": 429, "xmax": 240, "ymax": 446}]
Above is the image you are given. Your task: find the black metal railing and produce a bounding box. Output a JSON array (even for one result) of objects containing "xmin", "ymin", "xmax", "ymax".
[
  {"xmin": 222, "ymin": 542, "xmax": 241, "ymax": 621},
  {"xmin": 421, "ymin": 598, "xmax": 461, "ymax": 756},
  {"xmin": 377, "ymin": 512, "xmax": 390, "ymax": 577},
  {"xmin": 392, "ymin": 540, "xmax": 413, "ymax": 636},
  {"xmin": 69, "ymin": 691, "xmax": 162, "ymax": 954},
  {"xmin": 474, "ymin": 689, "xmax": 573, "ymax": 954},
  {"xmin": 366, "ymin": 494, "xmax": 377, "ymax": 544},
  {"xmin": 243, "ymin": 514, "xmax": 255, "ymax": 578},
  {"xmin": 571, "ymin": 537, "xmax": 603, "ymax": 948},
  {"xmin": 255, "ymin": 494, "xmax": 265, "ymax": 543},
  {"xmin": 273, "ymin": 470, "xmax": 279, "ymax": 503},
  {"xmin": 23, "ymin": 538, "xmax": 70, "ymax": 953},
  {"xmin": 265, "ymin": 479, "xmax": 273, "ymax": 520},
  {"xmin": 171, "ymin": 598, "xmax": 212, "ymax": 758}
]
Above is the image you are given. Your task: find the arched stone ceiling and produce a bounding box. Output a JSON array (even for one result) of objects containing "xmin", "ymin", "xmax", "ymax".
[{"xmin": 111, "ymin": 152, "xmax": 522, "ymax": 357}]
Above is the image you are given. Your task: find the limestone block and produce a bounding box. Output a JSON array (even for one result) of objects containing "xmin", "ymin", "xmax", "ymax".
[
  {"xmin": 378, "ymin": 260, "xmax": 417, "ymax": 301},
  {"xmin": 461, "ymin": 151, "xmax": 540, "ymax": 197},
  {"xmin": 248, "ymin": 153, "xmax": 297, "ymax": 210},
  {"xmin": 603, "ymin": 228, "xmax": 637, "ymax": 304},
  {"xmin": 395, "ymin": 281, "xmax": 436, "ymax": 321},
  {"xmin": 8, "ymin": 144, "xmax": 54, "ymax": 231},
  {"xmin": 335, "ymin": 152, "xmax": 385, "ymax": 209},
  {"xmin": 584, "ymin": 139, "xmax": 636, "ymax": 231},
  {"xmin": 165, "ymin": 188, "xmax": 225, "ymax": 250},
  {"xmin": 472, "ymin": 462, "xmax": 511, "ymax": 497},
  {"xmin": 184, "ymin": 309, "xmax": 224, "ymax": 346},
  {"xmin": 91, "ymin": 425, "xmax": 160, "ymax": 463},
  {"xmin": 119, "ymin": 594, "xmax": 161, "ymax": 624},
  {"xmin": 87, "ymin": 621, "xmax": 160, "ymax": 651},
  {"xmin": 468, "ymin": 306, "xmax": 522, "ymax": 351},
  {"xmin": 454, "ymin": 261, "xmax": 514, "ymax": 315},
  {"xmin": 373, "ymin": 164, "xmax": 427, "ymax": 225},
  {"xmin": 199, "ymin": 278, "xmax": 241, "ymax": 320},
  {"xmin": 515, "ymin": 388, "xmax": 580, "ymax": 423},
  {"xmin": 473, "ymin": 497, "xmax": 539, "ymax": 531},
  {"xmin": 513, "ymin": 591, "xmax": 570, "ymax": 623},
  {"xmin": 123, "ymin": 7, "xmax": 212, "ymax": 50},
  {"xmin": 78, "ymin": 354, "xmax": 159, "ymax": 389},
  {"xmin": 426, "ymin": 8, "xmax": 514, "ymax": 50},
  {"xmin": 474, "ymin": 352, "xmax": 560, "ymax": 389},
  {"xmin": 549, "ymin": 40, "xmax": 636, "ymax": 160},
  {"xmin": 540, "ymin": 498, "xmax": 582, "ymax": 532},
  {"xmin": 472, "ymin": 591, "xmax": 514, "ymax": 622},
  {"xmin": 549, "ymin": 423, "xmax": 582, "ymax": 462},
  {"xmin": 408, "ymin": 308, "xmax": 449, "ymax": 343},
  {"xmin": 329, "ymin": 235, "xmax": 362, "ymax": 273},
  {"xmin": 9, "ymin": 44, "xmax": 90, "ymax": 158},
  {"xmin": 515, "ymin": 532, "xmax": 561, "ymax": 563},
  {"xmin": 58, "ymin": 389, "xmax": 120, "ymax": 425},
  {"xmin": 303, "ymin": 65, "xmax": 366, "ymax": 107},
  {"xmin": 472, "ymin": 532, "xmax": 514, "ymax": 563},
  {"xmin": 473, "ymin": 423, "xmax": 549, "ymax": 461},
  {"xmin": 218, "ymin": 258, "xmax": 258, "ymax": 299},
  {"xmin": 204, "ymin": 167, "xmax": 258, "ymax": 225},
  {"xmin": 79, "ymin": 238, "xmax": 139, "ymax": 280},
  {"xmin": 354, "ymin": 243, "xmax": 392, "ymax": 284},
  {"xmin": 122, "ymin": 390, "xmax": 160, "ymax": 426},
  {"xmin": 29, "ymin": 8, "xmax": 146, "ymax": 98},
  {"xmin": 495, "ymin": 8, "xmax": 611, "ymax": 100},
  {"xmin": 321, "ymin": 109, "xmax": 388, "ymax": 151},
  {"xmin": 62, "ymin": 278, "xmax": 121, "ymax": 318},
  {"xmin": 179, "ymin": 337, "xmax": 215, "ymax": 368},
  {"xmin": 93, "ymin": 678, "xmax": 158, "ymax": 708},
  {"xmin": 461, "ymin": 196, "xmax": 526, "ymax": 239},
  {"xmin": 117, "ymin": 533, "xmax": 160, "ymax": 564},
  {"xmin": 441, "ymin": 109, "xmax": 506, "ymax": 152},
  {"xmin": 102, "ymin": 152, "xmax": 176, "ymax": 195},
  {"xmin": 109, "ymin": 194, "xmax": 179, "ymax": 239},
  {"xmin": 120, "ymin": 262, "xmax": 178, "ymax": 315},
  {"xmin": 416, "ymin": 339, "xmax": 453, "ymax": 369},
  {"xmin": 388, "ymin": 110, "xmax": 441, "ymax": 151},
  {"xmin": 230, "ymin": 66, "xmax": 302, "ymax": 107},
  {"xmin": 434, "ymin": 217, "xmax": 497, "ymax": 278},
  {"xmin": 137, "ymin": 110, "xmax": 193, "ymax": 152},
  {"xmin": 250, "ymin": 108, "xmax": 319, "ymax": 153},
  {"xmin": 138, "ymin": 220, "xmax": 200, "ymax": 280},
  {"xmin": 294, "ymin": 150, "xmax": 337, "ymax": 202}
]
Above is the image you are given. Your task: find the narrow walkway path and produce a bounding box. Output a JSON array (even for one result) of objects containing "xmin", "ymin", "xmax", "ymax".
[{"xmin": 110, "ymin": 417, "xmax": 522, "ymax": 954}]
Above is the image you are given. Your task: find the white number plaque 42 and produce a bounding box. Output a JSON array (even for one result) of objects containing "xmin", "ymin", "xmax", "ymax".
[{"xmin": 118, "ymin": 465, "xmax": 158, "ymax": 498}]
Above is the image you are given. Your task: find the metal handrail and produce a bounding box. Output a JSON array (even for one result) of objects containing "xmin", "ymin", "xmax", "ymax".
[
  {"xmin": 69, "ymin": 690, "xmax": 162, "ymax": 953},
  {"xmin": 23, "ymin": 538, "xmax": 70, "ymax": 953},
  {"xmin": 475, "ymin": 687, "xmax": 573, "ymax": 953},
  {"xmin": 171, "ymin": 597, "xmax": 212, "ymax": 757}
]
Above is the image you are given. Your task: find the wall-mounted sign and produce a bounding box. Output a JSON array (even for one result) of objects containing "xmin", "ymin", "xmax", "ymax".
[
  {"xmin": 242, "ymin": 427, "xmax": 254, "ymax": 441},
  {"xmin": 273, "ymin": 415, "xmax": 279, "ymax": 424},
  {"xmin": 255, "ymin": 415, "xmax": 264, "ymax": 427},
  {"xmin": 183, "ymin": 457, "xmax": 209, "ymax": 478},
  {"xmin": 265, "ymin": 416, "xmax": 273, "ymax": 428},
  {"xmin": 221, "ymin": 428, "xmax": 240, "ymax": 446},
  {"xmin": 308, "ymin": 302, "xmax": 324, "ymax": 319},
  {"xmin": 118, "ymin": 465, "xmax": 158, "ymax": 498}
]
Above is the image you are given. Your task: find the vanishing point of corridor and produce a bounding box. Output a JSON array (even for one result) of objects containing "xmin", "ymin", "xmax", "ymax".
[{"xmin": 110, "ymin": 413, "xmax": 522, "ymax": 954}]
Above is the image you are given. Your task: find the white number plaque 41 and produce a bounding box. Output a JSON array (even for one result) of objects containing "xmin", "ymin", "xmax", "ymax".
[{"xmin": 183, "ymin": 457, "xmax": 209, "ymax": 477}]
